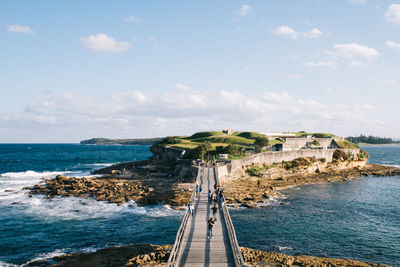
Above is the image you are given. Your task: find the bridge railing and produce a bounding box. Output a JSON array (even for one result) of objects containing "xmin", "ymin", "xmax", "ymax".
[
  {"xmin": 214, "ymin": 165, "xmax": 246, "ymax": 267},
  {"xmin": 167, "ymin": 165, "xmax": 201, "ymax": 267}
]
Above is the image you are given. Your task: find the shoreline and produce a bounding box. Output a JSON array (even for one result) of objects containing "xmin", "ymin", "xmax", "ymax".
[
  {"xmin": 221, "ymin": 162, "xmax": 400, "ymax": 208},
  {"xmin": 24, "ymin": 243, "xmax": 389, "ymax": 267}
]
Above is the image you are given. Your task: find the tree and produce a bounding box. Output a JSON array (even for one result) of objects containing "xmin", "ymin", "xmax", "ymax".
[
  {"xmin": 224, "ymin": 144, "xmax": 243, "ymax": 156},
  {"xmin": 191, "ymin": 142, "xmax": 212, "ymax": 159},
  {"xmin": 254, "ymin": 137, "xmax": 269, "ymax": 153}
]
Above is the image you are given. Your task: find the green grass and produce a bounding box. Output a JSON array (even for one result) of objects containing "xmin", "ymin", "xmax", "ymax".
[
  {"xmin": 235, "ymin": 131, "xmax": 266, "ymax": 138},
  {"xmin": 337, "ymin": 140, "xmax": 359, "ymax": 149},
  {"xmin": 190, "ymin": 136, "xmax": 255, "ymax": 145},
  {"xmin": 186, "ymin": 131, "xmax": 224, "ymax": 139}
]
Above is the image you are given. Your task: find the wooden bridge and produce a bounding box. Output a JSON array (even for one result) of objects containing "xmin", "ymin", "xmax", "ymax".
[{"xmin": 167, "ymin": 166, "xmax": 245, "ymax": 267}]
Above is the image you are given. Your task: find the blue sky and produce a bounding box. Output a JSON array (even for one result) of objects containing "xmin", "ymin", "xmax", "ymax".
[{"xmin": 1, "ymin": 0, "xmax": 400, "ymax": 142}]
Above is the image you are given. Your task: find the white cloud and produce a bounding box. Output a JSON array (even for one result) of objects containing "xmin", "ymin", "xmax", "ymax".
[
  {"xmin": 124, "ymin": 15, "xmax": 140, "ymax": 23},
  {"xmin": 7, "ymin": 25, "xmax": 34, "ymax": 34},
  {"xmin": 0, "ymin": 85, "xmax": 384, "ymax": 142},
  {"xmin": 349, "ymin": 0, "xmax": 365, "ymax": 4},
  {"xmin": 287, "ymin": 74, "xmax": 303, "ymax": 79},
  {"xmin": 349, "ymin": 60, "xmax": 367, "ymax": 67},
  {"xmin": 239, "ymin": 5, "xmax": 252, "ymax": 16},
  {"xmin": 303, "ymin": 28, "xmax": 322, "ymax": 39},
  {"xmin": 304, "ymin": 61, "xmax": 335, "ymax": 67},
  {"xmin": 385, "ymin": 4, "xmax": 400, "ymax": 23},
  {"xmin": 386, "ymin": 40, "xmax": 400, "ymax": 49},
  {"xmin": 272, "ymin": 26, "xmax": 298, "ymax": 39},
  {"xmin": 81, "ymin": 33, "xmax": 131, "ymax": 52},
  {"xmin": 328, "ymin": 43, "xmax": 379, "ymax": 60},
  {"xmin": 369, "ymin": 79, "xmax": 398, "ymax": 84}
]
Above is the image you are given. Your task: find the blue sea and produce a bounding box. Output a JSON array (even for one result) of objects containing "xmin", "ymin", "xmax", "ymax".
[
  {"xmin": 231, "ymin": 145, "xmax": 400, "ymax": 266},
  {"xmin": 0, "ymin": 144, "xmax": 399, "ymax": 266}
]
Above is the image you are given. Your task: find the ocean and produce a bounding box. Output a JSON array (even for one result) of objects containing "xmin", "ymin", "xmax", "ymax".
[
  {"xmin": 231, "ymin": 145, "xmax": 400, "ymax": 266},
  {"xmin": 0, "ymin": 144, "xmax": 399, "ymax": 266}
]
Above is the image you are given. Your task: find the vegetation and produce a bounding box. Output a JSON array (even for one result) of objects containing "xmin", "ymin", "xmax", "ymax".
[
  {"xmin": 236, "ymin": 132, "xmax": 266, "ymax": 139},
  {"xmin": 185, "ymin": 142, "xmax": 212, "ymax": 159},
  {"xmin": 254, "ymin": 137, "xmax": 269, "ymax": 153},
  {"xmin": 190, "ymin": 136, "xmax": 255, "ymax": 145},
  {"xmin": 312, "ymin": 133, "xmax": 335, "ymax": 138},
  {"xmin": 216, "ymin": 144, "xmax": 245, "ymax": 157},
  {"xmin": 187, "ymin": 131, "xmax": 224, "ymax": 139},
  {"xmin": 358, "ymin": 149, "xmax": 369, "ymax": 160},
  {"xmin": 337, "ymin": 140, "xmax": 359, "ymax": 149},
  {"xmin": 80, "ymin": 137, "xmax": 163, "ymax": 145},
  {"xmin": 282, "ymin": 157, "xmax": 316, "ymax": 170},
  {"xmin": 332, "ymin": 150, "xmax": 349, "ymax": 161},
  {"xmin": 346, "ymin": 134, "xmax": 400, "ymax": 145},
  {"xmin": 246, "ymin": 166, "xmax": 266, "ymax": 176}
]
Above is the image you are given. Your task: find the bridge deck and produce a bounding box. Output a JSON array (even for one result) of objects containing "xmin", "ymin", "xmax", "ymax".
[{"xmin": 177, "ymin": 167, "xmax": 235, "ymax": 267}]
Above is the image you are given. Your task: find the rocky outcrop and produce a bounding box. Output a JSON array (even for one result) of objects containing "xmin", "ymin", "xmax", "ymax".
[
  {"xmin": 241, "ymin": 247, "xmax": 389, "ymax": 267},
  {"xmin": 27, "ymin": 162, "xmax": 197, "ymax": 207},
  {"xmin": 25, "ymin": 244, "xmax": 171, "ymax": 267},
  {"xmin": 24, "ymin": 244, "xmax": 389, "ymax": 267},
  {"xmin": 222, "ymin": 162, "xmax": 400, "ymax": 207}
]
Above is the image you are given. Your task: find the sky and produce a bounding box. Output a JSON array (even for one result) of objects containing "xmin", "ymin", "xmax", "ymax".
[{"xmin": 0, "ymin": 0, "xmax": 400, "ymax": 143}]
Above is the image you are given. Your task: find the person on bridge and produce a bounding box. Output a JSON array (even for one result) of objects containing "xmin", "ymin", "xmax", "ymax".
[
  {"xmin": 211, "ymin": 204, "xmax": 218, "ymax": 221},
  {"xmin": 195, "ymin": 183, "xmax": 200, "ymax": 198},
  {"xmin": 207, "ymin": 217, "xmax": 214, "ymax": 239},
  {"xmin": 188, "ymin": 201, "xmax": 194, "ymax": 218}
]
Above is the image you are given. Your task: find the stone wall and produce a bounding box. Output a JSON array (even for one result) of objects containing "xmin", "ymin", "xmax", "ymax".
[{"xmin": 217, "ymin": 148, "xmax": 360, "ymax": 182}]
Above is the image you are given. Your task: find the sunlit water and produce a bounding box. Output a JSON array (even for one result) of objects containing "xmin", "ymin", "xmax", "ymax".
[
  {"xmin": 1, "ymin": 144, "xmax": 399, "ymax": 266},
  {"xmin": 0, "ymin": 144, "xmax": 182, "ymax": 266},
  {"xmin": 231, "ymin": 145, "xmax": 400, "ymax": 266}
]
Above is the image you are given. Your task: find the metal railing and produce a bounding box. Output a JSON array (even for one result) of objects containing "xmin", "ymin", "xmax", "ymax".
[
  {"xmin": 214, "ymin": 165, "xmax": 246, "ymax": 267},
  {"xmin": 167, "ymin": 165, "xmax": 201, "ymax": 267}
]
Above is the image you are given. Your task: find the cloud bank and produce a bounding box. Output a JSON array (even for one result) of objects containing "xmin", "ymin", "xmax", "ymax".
[{"xmin": 0, "ymin": 85, "xmax": 383, "ymax": 142}]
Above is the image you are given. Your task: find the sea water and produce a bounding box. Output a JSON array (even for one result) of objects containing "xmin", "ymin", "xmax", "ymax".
[
  {"xmin": 0, "ymin": 144, "xmax": 183, "ymax": 266},
  {"xmin": 230, "ymin": 145, "xmax": 400, "ymax": 266},
  {"xmin": 1, "ymin": 144, "xmax": 399, "ymax": 266}
]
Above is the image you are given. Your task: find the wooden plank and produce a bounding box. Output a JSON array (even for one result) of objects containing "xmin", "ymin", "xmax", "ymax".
[{"xmin": 177, "ymin": 167, "xmax": 236, "ymax": 267}]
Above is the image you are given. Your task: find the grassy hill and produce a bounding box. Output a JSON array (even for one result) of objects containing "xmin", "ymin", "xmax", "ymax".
[{"xmin": 80, "ymin": 138, "xmax": 163, "ymax": 145}]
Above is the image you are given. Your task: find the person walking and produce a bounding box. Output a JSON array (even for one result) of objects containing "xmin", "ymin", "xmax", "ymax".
[
  {"xmin": 219, "ymin": 193, "xmax": 225, "ymax": 208},
  {"xmin": 195, "ymin": 183, "xmax": 200, "ymax": 198},
  {"xmin": 211, "ymin": 204, "xmax": 218, "ymax": 221},
  {"xmin": 208, "ymin": 190, "xmax": 212, "ymax": 202},
  {"xmin": 207, "ymin": 217, "xmax": 214, "ymax": 239},
  {"xmin": 188, "ymin": 201, "xmax": 194, "ymax": 218}
]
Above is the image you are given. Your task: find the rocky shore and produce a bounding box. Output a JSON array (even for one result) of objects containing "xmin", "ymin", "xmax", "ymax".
[
  {"xmin": 241, "ymin": 247, "xmax": 390, "ymax": 267},
  {"xmin": 25, "ymin": 244, "xmax": 389, "ymax": 267},
  {"xmin": 27, "ymin": 162, "xmax": 196, "ymax": 207}
]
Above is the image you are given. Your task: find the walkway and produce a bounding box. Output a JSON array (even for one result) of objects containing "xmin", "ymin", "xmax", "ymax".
[{"xmin": 175, "ymin": 167, "xmax": 236, "ymax": 267}]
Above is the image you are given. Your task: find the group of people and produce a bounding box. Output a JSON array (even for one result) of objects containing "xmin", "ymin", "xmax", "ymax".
[
  {"xmin": 207, "ymin": 183, "xmax": 226, "ymax": 239},
  {"xmin": 187, "ymin": 181, "xmax": 226, "ymax": 240},
  {"xmin": 208, "ymin": 183, "xmax": 225, "ymax": 207}
]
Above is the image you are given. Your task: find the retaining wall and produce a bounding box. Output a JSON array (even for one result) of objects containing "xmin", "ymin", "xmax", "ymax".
[{"xmin": 217, "ymin": 149, "xmax": 360, "ymax": 182}]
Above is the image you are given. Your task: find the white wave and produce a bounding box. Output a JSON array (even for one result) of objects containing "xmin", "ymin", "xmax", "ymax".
[
  {"xmin": 0, "ymin": 261, "xmax": 18, "ymax": 267},
  {"xmin": 19, "ymin": 196, "xmax": 182, "ymax": 221},
  {"xmin": 258, "ymin": 196, "xmax": 289, "ymax": 207},
  {"xmin": 0, "ymin": 170, "xmax": 72, "ymax": 179},
  {"xmin": 118, "ymin": 201, "xmax": 183, "ymax": 217},
  {"xmin": 277, "ymin": 245, "xmax": 293, "ymax": 251},
  {"xmin": 384, "ymin": 164, "xmax": 400, "ymax": 168},
  {"xmin": 22, "ymin": 245, "xmax": 114, "ymax": 266},
  {"xmin": 89, "ymin": 163, "xmax": 114, "ymax": 167},
  {"xmin": 22, "ymin": 248, "xmax": 68, "ymax": 266}
]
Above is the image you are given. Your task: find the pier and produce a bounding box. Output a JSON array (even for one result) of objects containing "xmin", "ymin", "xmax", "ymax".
[{"xmin": 167, "ymin": 166, "xmax": 245, "ymax": 267}]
